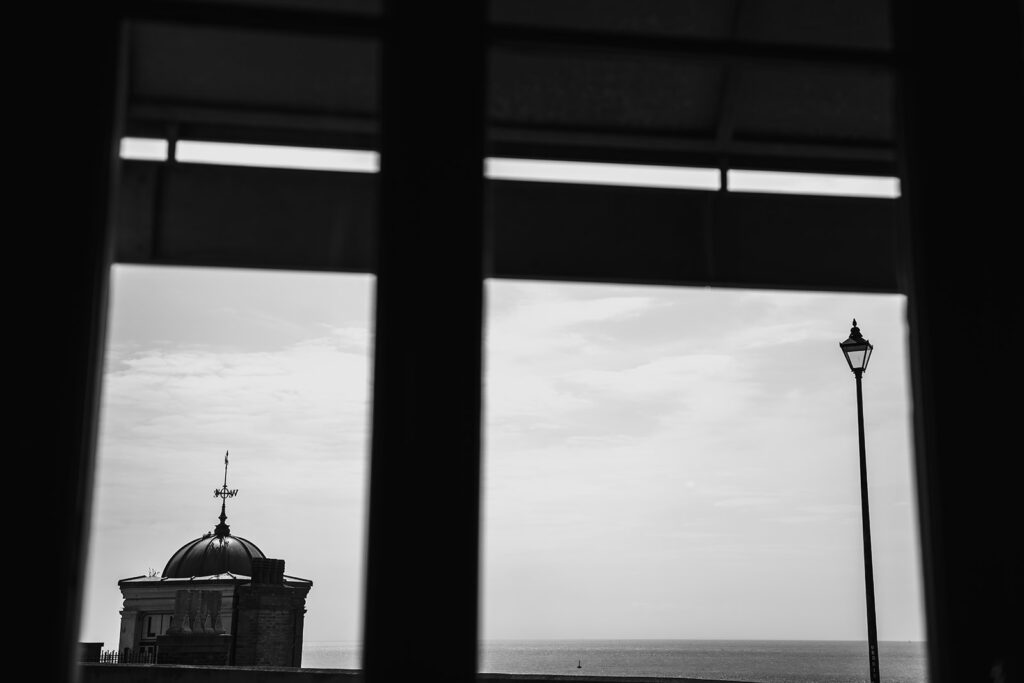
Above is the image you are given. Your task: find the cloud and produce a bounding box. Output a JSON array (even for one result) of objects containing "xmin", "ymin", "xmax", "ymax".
[
  {"xmin": 85, "ymin": 272, "xmax": 925, "ymax": 646},
  {"xmin": 713, "ymin": 496, "xmax": 778, "ymax": 508}
]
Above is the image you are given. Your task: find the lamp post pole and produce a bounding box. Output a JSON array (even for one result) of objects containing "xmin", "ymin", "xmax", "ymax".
[
  {"xmin": 854, "ymin": 366, "xmax": 881, "ymax": 683},
  {"xmin": 840, "ymin": 320, "xmax": 880, "ymax": 683}
]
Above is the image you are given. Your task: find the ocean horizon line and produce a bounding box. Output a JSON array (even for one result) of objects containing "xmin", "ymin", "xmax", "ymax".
[
  {"xmin": 300, "ymin": 640, "xmax": 928, "ymax": 682},
  {"xmin": 303, "ymin": 637, "xmax": 926, "ymax": 645}
]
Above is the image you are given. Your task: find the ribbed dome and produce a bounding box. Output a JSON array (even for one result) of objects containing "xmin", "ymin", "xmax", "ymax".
[{"xmin": 162, "ymin": 532, "xmax": 265, "ymax": 578}]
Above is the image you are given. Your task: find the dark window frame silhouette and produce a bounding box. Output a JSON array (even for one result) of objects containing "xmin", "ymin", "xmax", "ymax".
[{"xmin": 40, "ymin": 4, "xmax": 1022, "ymax": 683}]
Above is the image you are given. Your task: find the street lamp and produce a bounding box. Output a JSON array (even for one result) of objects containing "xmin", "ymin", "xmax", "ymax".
[{"xmin": 840, "ymin": 319, "xmax": 880, "ymax": 683}]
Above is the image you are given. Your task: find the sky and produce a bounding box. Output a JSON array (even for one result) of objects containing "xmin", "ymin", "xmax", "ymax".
[{"xmin": 79, "ymin": 263, "xmax": 926, "ymax": 651}]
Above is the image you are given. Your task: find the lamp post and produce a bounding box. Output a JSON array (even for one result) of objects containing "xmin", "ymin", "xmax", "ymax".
[{"xmin": 840, "ymin": 319, "xmax": 880, "ymax": 683}]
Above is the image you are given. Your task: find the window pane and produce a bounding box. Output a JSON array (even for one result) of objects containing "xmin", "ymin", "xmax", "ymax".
[
  {"xmin": 481, "ymin": 280, "xmax": 927, "ymax": 682},
  {"xmin": 79, "ymin": 264, "xmax": 372, "ymax": 669}
]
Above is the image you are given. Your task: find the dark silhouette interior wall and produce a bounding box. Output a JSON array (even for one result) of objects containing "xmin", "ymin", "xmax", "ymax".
[{"xmin": 894, "ymin": 2, "xmax": 1022, "ymax": 681}]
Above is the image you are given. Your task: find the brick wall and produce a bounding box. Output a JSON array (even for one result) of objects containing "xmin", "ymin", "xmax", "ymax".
[{"xmin": 233, "ymin": 560, "xmax": 310, "ymax": 668}]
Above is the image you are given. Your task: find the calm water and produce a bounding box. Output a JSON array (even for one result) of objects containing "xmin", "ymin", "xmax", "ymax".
[{"xmin": 302, "ymin": 639, "xmax": 928, "ymax": 682}]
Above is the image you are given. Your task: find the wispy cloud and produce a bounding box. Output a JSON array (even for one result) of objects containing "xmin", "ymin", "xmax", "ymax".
[
  {"xmin": 713, "ymin": 496, "xmax": 779, "ymax": 508},
  {"xmin": 481, "ymin": 280, "xmax": 923, "ymax": 641}
]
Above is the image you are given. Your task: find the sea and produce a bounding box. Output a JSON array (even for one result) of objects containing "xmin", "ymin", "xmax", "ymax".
[{"xmin": 301, "ymin": 639, "xmax": 928, "ymax": 682}]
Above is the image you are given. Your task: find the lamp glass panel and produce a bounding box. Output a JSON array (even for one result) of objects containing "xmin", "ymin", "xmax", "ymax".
[{"xmin": 845, "ymin": 347, "xmax": 868, "ymax": 370}]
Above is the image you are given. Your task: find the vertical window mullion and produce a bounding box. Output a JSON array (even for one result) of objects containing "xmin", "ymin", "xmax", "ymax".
[{"xmin": 363, "ymin": 3, "xmax": 487, "ymax": 682}]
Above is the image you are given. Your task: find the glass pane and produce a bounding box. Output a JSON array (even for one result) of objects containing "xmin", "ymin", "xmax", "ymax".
[
  {"xmin": 489, "ymin": 0, "xmax": 891, "ymax": 51},
  {"xmin": 846, "ymin": 348, "xmax": 868, "ymax": 370},
  {"xmin": 79, "ymin": 265, "xmax": 373, "ymax": 669},
  {"xmin": 481, "ymin": 280, "xmax": 927, "ymax": 682}
]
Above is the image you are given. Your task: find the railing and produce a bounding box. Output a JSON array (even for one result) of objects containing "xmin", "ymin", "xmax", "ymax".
[{"xmin": 98, "ymin": 648, "xmax": 157, "ymax": 664}]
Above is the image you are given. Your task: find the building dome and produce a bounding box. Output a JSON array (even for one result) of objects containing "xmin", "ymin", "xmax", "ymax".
[
  {"xmin": 162, "ymin": 531, "xmax": 266, "ymax": 578},
  {"xmin": 160, "ymin": 451, "xmax": 267, "ymax": 578}
]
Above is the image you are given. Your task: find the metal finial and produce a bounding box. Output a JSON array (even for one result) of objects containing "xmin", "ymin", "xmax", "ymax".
[
  {"xmin": 213, "ymin": 450, "xmax": 239, "ymax": 537},
  {"xmin": 852, "ymin": 318, "xmax": 857, "ymax": 327}
]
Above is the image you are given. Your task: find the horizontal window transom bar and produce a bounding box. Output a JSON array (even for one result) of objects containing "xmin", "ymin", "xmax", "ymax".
[
  {"xmin": 116, "ymin": 159, "xmax": 901, "ymax": 294},
  {"xmin": 121, "ymin": 138, "xmax": 897, "ymax": 197}
]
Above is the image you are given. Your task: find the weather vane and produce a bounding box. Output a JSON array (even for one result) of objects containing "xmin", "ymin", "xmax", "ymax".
[{"xmin": 213, "ymin": 450, "xmax": 238, "ymax": 537}]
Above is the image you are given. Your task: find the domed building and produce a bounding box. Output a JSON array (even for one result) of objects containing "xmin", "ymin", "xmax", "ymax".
[
  {"xmin": 162, "ymin": 529, "xmax": 266, "ymax": 579},
  {"xmin": 116, "ymin": 453, "xmax": 312, "ymax": 666}
]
